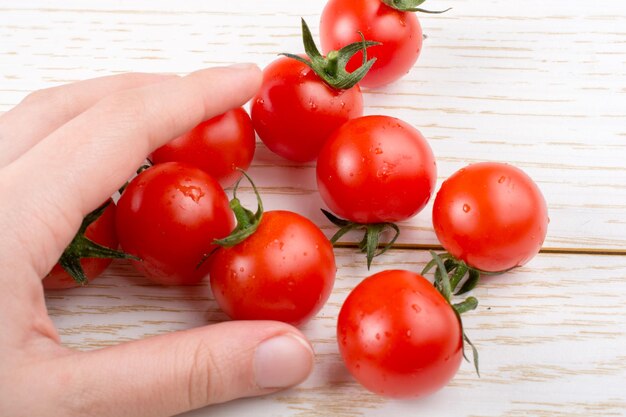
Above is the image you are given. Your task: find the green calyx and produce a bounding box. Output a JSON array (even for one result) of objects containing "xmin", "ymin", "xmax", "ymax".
[
  {"xmin": 281, "ymin": 18, "xmax": 380, "ymax": 90},
  {"xmin": 322, "ymin": 209, "xmax": 400, "ymax": 270},
  {"xmin": 58, "ymin": 201, "xmax": 140, "ymax": 285},
  {"xmin": 213, "ymin": 171, "xmax": 264, "ymax": 248},
  {"xmin": 422, "ymin": 251, "xmax": 480, "ymax": 376},
  {"xmin": 381, "ymin": 0, "xmax": 451, "ymax": 13}
]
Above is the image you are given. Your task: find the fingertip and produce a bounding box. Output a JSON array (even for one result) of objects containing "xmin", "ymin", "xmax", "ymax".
[
  {"xmin": 182, "ymin": 64, "xmax": 262, "ymax": 124},
  {"xmin": 254, "ymin": 332, "xmax": 315, "ymax": 389}
]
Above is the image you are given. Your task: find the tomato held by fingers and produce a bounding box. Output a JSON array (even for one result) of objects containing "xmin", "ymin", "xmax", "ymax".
[
  {"xmin": 44, "ymin": 201, "xmax": 120, "ymax": 290},
  {"xmin": 210, "ymin": 210, "xmax": 336, "ymax": 326},
  {"xmin": 116, "ymin": 162, "xmax": 234, "ymax": 285},
  {"xmin": 320, "ymin": 0, "xmax": 448, "ymax": 88},
  {"xmin": 150, "ymin": 107, "xmax": 255, "ymax": 188},
  {"xmin": 251, "ymin": 19, "xmax": 378, "ymax": 162},
  {"xmin": 432, "ymin": 162, "xmax": 549, "ymax": 273},
  {"xmin": 338, "ymin": 270, "xmax": 463, "ymax": 398}
]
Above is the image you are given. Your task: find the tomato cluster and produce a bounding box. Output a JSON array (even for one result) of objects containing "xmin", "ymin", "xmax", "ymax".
[{"xmin": 46, "ymin": 1, "xmax": 549, "ymax": 402}]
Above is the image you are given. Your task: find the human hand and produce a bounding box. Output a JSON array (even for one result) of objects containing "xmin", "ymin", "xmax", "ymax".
[{"xmin": 0, "ymin": 65, "xmax": 314, "ymax": 417}]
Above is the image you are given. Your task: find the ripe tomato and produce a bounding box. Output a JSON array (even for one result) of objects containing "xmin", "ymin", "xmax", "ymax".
[
  {"xmin": 43, "ymin": 201, "xmax": 118, "ymax": 290},
  {"xmin": 116, "ymin": 162, "xmax": 234, "ymax": 285},
  {"xmin": 209, "ymin": 210, "xmax": 336, "ymax": 326},
  {"xmin": 433, "ymin": 162, "xmax": 549, "ymax": 272},
  {"xmin": 317, "ymin": 115, "xmax": 436, "ymax": 224},
  {"xmin": 320, "ymin": 0, "xmax": 424, "ymax": 88},
  {"xmin": 150, "ymin": 107, "xmax": 255, "ymax": 188},
  {"xmin": 251, "ymin": 56, "xmax": 363, "ymax": 162},
  {"xmin": 338, "ymin": 269, "xmax": 463, "ymax": 398}
]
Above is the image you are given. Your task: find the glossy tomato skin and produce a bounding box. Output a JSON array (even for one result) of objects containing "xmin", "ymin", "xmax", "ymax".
[
  {"xmin": 43, "ymin": 201, "xmax": 118, "ymax": 290},
  {"xmin": 116, "ymin": 162, "xmax": 234, "ymax": 285},
  {"xmin": 338, "ymin": 270, "xmax": 463, "ymax": 398},
  {"xmin": 209, "ymin": 210, "xmax": 336, "ymax": 326},
  {"xmin": 433, "ymin": 162, "xmax": 549, "ymax": 272},
  {"xmin": 317, "ymin": 115, "xmax": 436, "ymax": 223},
  {"xmin": 150, "ymin": 108, "xmax": 255, "ymax": 188},
  {"xmin": 251, "ymin": 56, "xmax": 363, "ymax": 162},
  {"xmin": 320, "ymin": 0, "xmax": 422, "ymax": 88}
]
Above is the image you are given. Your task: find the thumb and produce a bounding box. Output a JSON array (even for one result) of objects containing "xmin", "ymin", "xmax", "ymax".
[{"xmin": 29, "ymin": 321, "xmax": 314, "ymax": 417}]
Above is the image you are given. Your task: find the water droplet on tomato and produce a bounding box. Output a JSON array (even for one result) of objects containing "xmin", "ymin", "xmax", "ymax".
[
  {"xmin": 256, "ymin": 98, "xmax": 264, "ymax": 105},
  {"xmin": 239, "ymin": 267, "xmax": 244, "ymax": 272},
  {"xmin": 374, "ymin": 147, "xmax": 383, "ymax": 155},
  {"xmin": 463, "ymin": 204, "xmax": 471, "ymax": 213},
  {"xmin": 411, "ymin": 304, "xmax": 421, "ymax": 313},
  {"xmin": 405, "ymin": 330, "xmax": 412, "ymax": 338}
]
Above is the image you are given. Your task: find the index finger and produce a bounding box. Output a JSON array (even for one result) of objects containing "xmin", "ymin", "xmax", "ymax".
[{"xmin": 0, "ymin": 64, "xmax": 261, "ymax": 278}]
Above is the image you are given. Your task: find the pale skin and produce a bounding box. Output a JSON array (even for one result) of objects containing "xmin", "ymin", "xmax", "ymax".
[{"xmin": 0, "ymin": 64, "xmax": 314, "ymax": 417}]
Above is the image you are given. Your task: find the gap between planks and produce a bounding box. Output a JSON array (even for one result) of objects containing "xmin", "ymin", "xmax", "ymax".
[{"xmin": 332, "ymin": 242, "xmax": 626, "ymax": 257}]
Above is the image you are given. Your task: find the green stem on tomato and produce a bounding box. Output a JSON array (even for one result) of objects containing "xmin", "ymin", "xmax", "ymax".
[
  {"xmin": 322, "ymin": 209, "xmax": 400, "ymax": 270},
  {"xmin": 381, "ymin": 0, "xmax": 451, "ymax": 13},
  {"xmin": 424, "ymin": 250, "xmax": 480, "ymax": 376},
  {"xmin": 212, "ymin": 170, "xmax": 264, "ymax": 248},
  {"xmin": 281, "ymin": 18, "xmax": 380, "ymax": 90},
  {"xmin": 59, "ymin": 201, "xmax": 140, "ymax": 285},
  {"xmin": 197, "ymin": 170, "xmax": 264, "ymax": 269}
]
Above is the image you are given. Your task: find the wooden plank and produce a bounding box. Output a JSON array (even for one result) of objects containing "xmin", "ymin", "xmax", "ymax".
[
  {"xmin": 45, "ymin": 250, "xmax": 626, "ymax": 416},
  {"xmin": 0, "ymin": 0, "xmax": 625, "ymax": 251}
]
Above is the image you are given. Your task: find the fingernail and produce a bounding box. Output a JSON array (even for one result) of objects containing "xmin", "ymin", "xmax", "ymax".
[
  {"xmin": 254, "ymin": 334, "xmax": 314, "ymax": 389},
  {"xmin": 227, "ymin": 62, "xmax": 258, "ymax": 70}
]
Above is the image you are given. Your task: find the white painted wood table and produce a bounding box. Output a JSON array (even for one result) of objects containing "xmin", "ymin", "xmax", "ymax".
[{"xmin": 2, "ymin": 1, "xmax": 625, "ymax": 416}]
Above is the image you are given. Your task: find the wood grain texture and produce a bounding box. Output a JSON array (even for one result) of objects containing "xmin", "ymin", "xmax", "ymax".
[
  {"xmin": 1, "ymin": 0, "xmax": 625, "ymax": 250},
  {"xmin": 46, "ymin": 251, "xmax": 626, "ymax": 417},
  {"xmin": 1, "ymin": 1, "xmax": 625, "ymax": 416}
]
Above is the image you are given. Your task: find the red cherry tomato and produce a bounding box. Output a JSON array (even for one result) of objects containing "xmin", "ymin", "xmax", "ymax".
[
  {"xmin": 43, "ymin": 202, "xmax": 118, "ymax": 290},
  {"xmin": 433, "ymin": 162, "xmax": 549, "ymax": 272},
  {"xmin": 251, "ymin": 56, "xmax": 363, "ymax": 162},
  {"xmin": 209, "ymin": 210, "xmax": 336, "ymax": 326},
  {"xmin": 320, "ymin": 0, "xmax": 423, "ymax": 88},
  {"xmin": 116, "ymin": 162, "xmax": 234, "ymax": 285},
  {"xmin": 338, "ymin": 269, "xmax": 463, "ymax": 398},
  {"xmin": 150, "ymin": 107, "xmax": 255, "ymax": 188},
  {"xmin": 317, "ymin": 115, "xmax": 436, "ymax": 223}
]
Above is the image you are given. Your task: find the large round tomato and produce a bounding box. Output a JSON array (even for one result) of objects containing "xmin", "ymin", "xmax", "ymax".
[
  {"xmin": 338, "ymin": 270, "xmax": 463, "ymax": 398},
  {"xmin": 43, "ymin": 201, "xmax": 118, "ymax": 290},
  {"xmin": 209, "ymin": 210, "xmax": 336, "ymax": 326},
  {"xmin": 316, "ymin": 115, "xmax": 436, "ymax": 223},
  {"xmin": 116, "ymin": 162, "xmax": 234, "ymax": 285},
  {"xmin": 149, "ymin": 107, "xmax": 255, "ymax": 188},
  {"xmin": 251, "ymin": 56, "xmax": 363, "ymax": 162},
  {"xmin": 433, "ymin": 162, "xmax": 549, "ymax": 272},
  {"xmin": 320, "ymin": 0, "xmax": 423, "ymax": 88}
]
